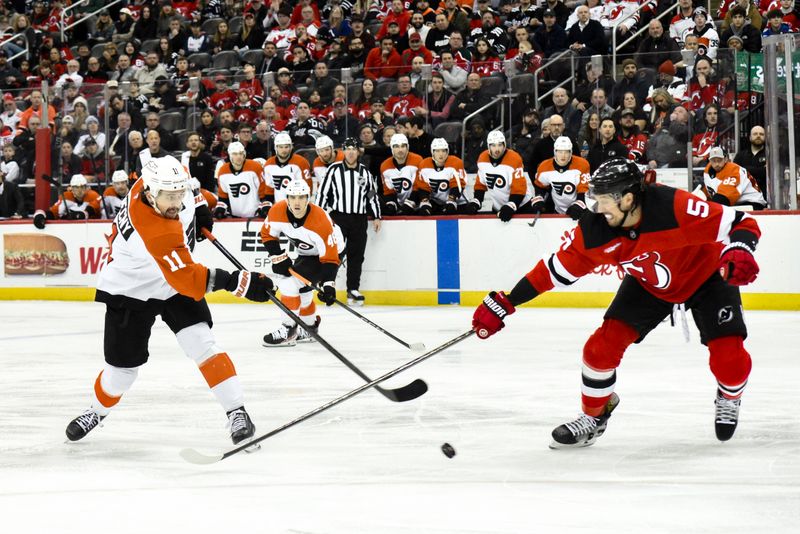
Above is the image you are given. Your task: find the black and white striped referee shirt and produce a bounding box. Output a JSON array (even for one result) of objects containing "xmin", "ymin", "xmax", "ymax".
[{"xmin": 316, "ymin": 160, "xmax": 382, "ymax": 218}]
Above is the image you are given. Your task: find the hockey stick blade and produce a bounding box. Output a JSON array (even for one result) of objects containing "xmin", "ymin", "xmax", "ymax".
[
  {"xmin": 179, "ymin": 329, "xmax": 474, "ymax": 464},
  {"xmin": 202, "ymin": 229, "xmax": 427, "ymax": 403},
  {"xmin": 528, "ymin": 212, "xmax": 542, "ymax": 227},
  {"xmin": 409, "ymin": 342, "xmax": 426, "ymax": 351}
]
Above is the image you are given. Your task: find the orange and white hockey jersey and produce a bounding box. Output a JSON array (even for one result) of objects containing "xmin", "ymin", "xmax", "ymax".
[
  {"xmin": 49, "ymin": 189, "xmax": 103, "ymax": 219},
  {"xmin": 534, "ymin": 156, "xmax": 591, "ymax": 214},
  {"xmin": 703, "ymin": 161, "xmax": 766, "ymax": 208},
  {"xmin": 381, "ymin": 153, "xmax": 424, "ymax": 205},
  {"xmin": 260, "ymin": 200, "xmax": 345, "ymax": 262},
  {"xmin": 416, "ymin": 155, "xmax": 467, "ymax": 206},
  {"xmin": 96, "ymin": 178, "xmax": 209, "ymax": 303},
  {"xmin": 216, "ymin": 159, "xmax": 268, "ymax": 217},
  {"xmin": 102, "ymin": 187, "xmax": 126, "ymax": 219},
  {"xmin": 313, "ymin": 150, "xmax": 344, "ymax": 191},
  {"xmin": 475, "ymin": 148, "xmax": 532, "ymax": 211},
  {"xmin": 263, "ymin": 154, "xmax": 313, "ymax": 204}
]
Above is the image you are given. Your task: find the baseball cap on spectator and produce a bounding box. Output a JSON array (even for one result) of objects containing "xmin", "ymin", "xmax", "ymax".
[
  {"xmin": 62, "ymin": 115, "xmax": 74, "ymax": 124},
  {"xmin": 0, "ymin": 50, "xmax": 7, "ymax": 58},
  {"xmin": 620, "ymin": 108, "xmax": 635, "ymax": 117},
  {"xmin": 188, "ymin": 62, "xmax": 201, "ymax": 72},
  {"xmin": 542, "ymin": 9, "xmax": 556, "ymax": 17},
  {"xmin": 119, "ymin": 8, "xmax": 132, "ymax": 16},
  {"xmin": 86, "ymin": 115, "xmax": 99, "ymax": 125},
  {"xmin": 708, "ymin": 146, "xmax": 726, "ymax": 160},
  {"xmin": 388, "ymin": 21, "xmax": 399, "ymax": 27},
  {"xmin": 278, "ymin": 4, "xmax": 292, "ymax": 17},
  {"xmin": 409, "ymin": 33, "xmax": 421, "ymax": 43},
  {"xmin": 3, "ymin": 93, "xmax": 14, "ymax": 102},
  {"xmin": 85, "ymin": 138, "xmax": 97, "ymax": 146},
  {"xmin": 369, "ymin": 96, "xmax": 385, "ymax": 105},
  {"xmin": 523, "ymin": 106, "xmax": 537, "ymax": 116},
  {"xmin": 98, "ymin": 10, "xmax": 109, "ymax": 16},
  {"xmin": 621, "ymin": 58, "xmax": 637, "ymax": 69},
  {"xmin": 244, "ymin": 11, "xmax": 255, "ymax": 19},
  {"xmin": 106, "ymin": 79, "xmax": 119, "ymax": 88},
  {"xmin": 658, "ymin": 60, "xmax": 676, "ymax": 76},
  {"xmin": 277, "ymin": 67, "xmax": 291, "ymax": 76},
  {"xmin": 215, "ymin": 74, "xmax": 226, "ymax": 82},
  {"xmin": 316, "ymin": 27, "xmax": 334, "ymax": 42}
]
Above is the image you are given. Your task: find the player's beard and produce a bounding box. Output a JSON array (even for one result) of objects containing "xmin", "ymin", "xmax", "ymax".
[{"xmin": 163, "ymin": 207, "xmax": 180, "ymax": 219}]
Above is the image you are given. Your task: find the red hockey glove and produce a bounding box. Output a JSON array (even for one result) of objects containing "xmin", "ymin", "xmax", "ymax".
[
  {"xmin": 719, "ymin": 243, "xmax": 759, "ymax": 286},
  {"xmin": 472, "ymin": 291, "xmax": 516, "ymax": 339}
]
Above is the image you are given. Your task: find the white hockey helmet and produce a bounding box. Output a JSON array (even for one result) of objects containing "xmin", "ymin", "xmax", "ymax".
[
  {"xmin": 315, "ymin": 135, "xmax": 334, "ymax": 151},
  {"xmin": 390, "ymin": 133, "xmax": 409, "ymax": 147},
  {"xmin": 141, "ymin": 155, "xmax": 189, "ymax": 197},
  {"xmin": 285, "ymin": 179, "xmax": 310, "ymax": 197},
  {"xmin": 553, "ymin": 136, "xmax": 573, "ymax": 152},
  {"xmin": 228, "ymin": 141, "xmax": 246, "ymax": 154},
  {"xmin": 274, "ymin": 132, "xmax": 293, "ymax": 147},
  {"xmin": 111, "ymin": 170, "xmax": 129, "ymax": 183},
  {"xmin": 487, "ymin": 130, "xmax": 506, "ymax": 146},
  {"xmin": 430, "ymin": 137, "xmax": 449, "ymax": 152},
  {"xmin": 69, "ymin": 174, "xmax": 87, "ymax": 187}
]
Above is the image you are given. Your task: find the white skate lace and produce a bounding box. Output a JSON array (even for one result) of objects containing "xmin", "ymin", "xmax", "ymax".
[
  {"xmin": 228, "ymin": 410, "xmax": 248, "ymax": 434},
  {"xmin": 715, "ymin": 396, "xmax": 740, "ymax": 424},
  {"xmin": 271, "ymin": 324, "xmax": 293, "ymax": 340},
  {"xmin": 74, "ymin": 411, "xmax": 100, "ymax": 431},
  {"xmin": 564, "ymin": 414, "xmax": 597, "ymax": 437}
]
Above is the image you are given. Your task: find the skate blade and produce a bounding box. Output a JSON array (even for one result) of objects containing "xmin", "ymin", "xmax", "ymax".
[
  {"xmin": 549, "ymin": 438, "xmax": 597, "ymax": 450},
  {"xmin": 261, "ymin": 341, "xmax": 297, "ymax": 348},
  {"xmin": 244, "ymin": 442, "xmax": 261, "ymax": 453}
]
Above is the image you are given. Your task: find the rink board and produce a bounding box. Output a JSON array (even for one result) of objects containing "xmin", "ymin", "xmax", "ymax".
[{"xmin": 1, "ymin": 213, "xmax": 798, "ymax": 309}]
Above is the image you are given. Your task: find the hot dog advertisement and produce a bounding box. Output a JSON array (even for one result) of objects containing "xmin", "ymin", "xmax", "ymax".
[{"xmin": 4, "ymin": 233, "xmax": 70, "ymax": 276}]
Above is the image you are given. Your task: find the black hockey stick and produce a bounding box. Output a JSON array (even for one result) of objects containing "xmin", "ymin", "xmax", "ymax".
[
  {"xmin": 180, "ymin": 329, "xmax": 475, "ymax": 464},
  {"xmin": 527, "ymin": 211, "xmax": 542, "ymax": 228},
  {"xmin": 201, "ymin": 229, "xmax": 428, "ymax": 403},
  {"xmin": 289, "ymin": 268, "xmax": 426, "ymax": 351}
]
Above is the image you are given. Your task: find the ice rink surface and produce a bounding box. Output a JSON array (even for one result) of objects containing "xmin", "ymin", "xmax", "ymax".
[{"xmin": 1, "ymin": 301, "xmax": 798, "ymax": 534}]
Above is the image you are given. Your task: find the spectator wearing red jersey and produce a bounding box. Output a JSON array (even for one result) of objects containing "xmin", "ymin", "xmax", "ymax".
[
  {"xmin": 377, "ymin": 0, "xmax": 412, "ymax": 39},
  {"xmin": 386, "ymin": 75, "xmax": 427, "ymax": 118},
  {"xmin": 470, "ymin": 38, "xmax": 502, "ymax": 78},
  {"xmin": 365, "ymin": 36, "xmax": 403, "ymax": 81},
  {"xmin": 400, "ymin": 33, "xmax": 434, "ymax": 76},
  {"xmin": 291, "ymin": 0, "xmax": 321, "ymax": 26},
  {"xmin": 233, "ymin": 89, "xmax": 260, "ymax": 126},
  {"xmin": 206, "ymin": 74, "xmax": 237, "ymax": 112},
  {"xmin": 688, "ymin": 57, "xmax": 725, "ymax": 113},
  {"xmin": 617, "ymin": 109, "xmax": 648, "ymax": 165},
  {"xmin": 692, "ymin": 104, "xmax": 722, "ymax": 167},
  {"xmin": 238, "ymin": 63, "xmax": 266, "ymax": 107}
]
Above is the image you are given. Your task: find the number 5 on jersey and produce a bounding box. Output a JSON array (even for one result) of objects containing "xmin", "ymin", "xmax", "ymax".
[{"xmin": 686, "ymin": 198, "xmax": 709, "ymax": 218}]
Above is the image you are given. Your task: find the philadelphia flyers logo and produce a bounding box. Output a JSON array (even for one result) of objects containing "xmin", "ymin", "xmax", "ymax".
[
  {"xmin": 392, "ymin": 177, "xmax": 412, "ymax": 191},
  {"xmin": 552, "ymin": 182, "xmax": 576, "ymax": 196},
  {"xmin": 485, "ymin": 172, "xmax": 506, "ymax": 189},
  {"xmin": 229, "ymin": 183, "xmax": 251, "ymax": 197},
  {"xmin": 620, "ymin": 252, "xmax": 672, "ymax": 289},
  {"xmin": 432, "ymin": 179, "xmax": 449, "ymax": 192},
  {"xmin": 272, "ymin": 175, "xmax": 290, "ymax": 189}
]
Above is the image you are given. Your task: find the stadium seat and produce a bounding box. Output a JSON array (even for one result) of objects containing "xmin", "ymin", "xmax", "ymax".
[
  {"xmin": 510, "ymin": 73, "xmax": 536, "ymax": 96},
  {"xmin": 90, "ymin": 43, "xmax": 107, "ymax": 59},
  {"xmin": 159, "ymin": 111, "xmax": 184, "ymax": 132},
  {"xmin": 87, "ymin": 95, "xmax": 104, "ymax": 115},
  {"xmin": 295, "ymin": 148, "xmax": 316, "ymax": 167},
  {"xmin": 188, "ymin": 53, "xmax": 211, "ymax": 69},
  {"xmin": 433, "ymin": 121, "xmax": 463, "ymax": 148},
  {"xmin": 241, "ymin": 49, "xmax": 262, "ymax": 67},
  {"xmin": 229, "ymin": 16, "xmax": 243, "ymax": 35},
  {"xmin": 174, "ymin": 130, "xmax": 189, "ymax": 150},
  {"xmin": 347, "ymin": 83, "xmax": 362, "ymax": 103},
  {"xmin": 212, "ymin": 50, "xmax": 240, "ymax": 70},
  {"xmin": 376, "ymin": 81, "xmax": 397, "ymax": 100},
  {"xmin": 202, "ymin": 18, "xmax": 223, "ymax": 35},
  {"xmin": 185, "ymin": 110, "xmax": 202, "ymax": 130},
  {"xmin": 481, "ymin": 76, "xmax": 506, "ymax": 97},
  {"xmin": 141, "ymin": 39, "xmax": 160, "ymax": 54}
]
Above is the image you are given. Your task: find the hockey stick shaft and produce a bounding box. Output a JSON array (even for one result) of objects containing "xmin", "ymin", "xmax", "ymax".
[
  {"xmin": 181, "ymin": 329, "xmax": 475, "ymax": 464},
  {"xmin": 289, "ymin": 268, "xmax": 425, "ymax": 351},
  {"xmin": 527, "ymin": 211, "xmax": 542, "ymax": 228},
  {"xmin": 201, "ymin": 229, "xmax": 427, "ymax": 403}
]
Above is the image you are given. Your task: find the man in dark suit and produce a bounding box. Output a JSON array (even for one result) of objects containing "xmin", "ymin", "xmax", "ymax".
[
  {"xmin": 567, "ymin": 4, "xmax": 606, "ymax": 58},
  {"xmin": 257, "ymin": 41, "xmax": 289, "ymax": 79}
]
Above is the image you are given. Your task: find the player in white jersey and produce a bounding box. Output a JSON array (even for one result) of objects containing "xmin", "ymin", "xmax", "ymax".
[
  {"xmin": 415, "ymin": 137, "xmax": 468, "ymax": 214},
  {"xmin": 533, "ymin": 136, "xmax": 591, "ymax": 220},
  {"xmin": 263, "ymin": 132, "xmax": 313, "ymax": 205},
  {"xmin": 260, "ymin": 179, "xmax": 345, "ymax": 347},
  {"xmin": 101, "ymin": 170, "xmax": 130, "ymax": 219},
  {"xmin": 65, "ymin": 156, "xmax": 275, "ymax": 445},
  {"xmin": 702, "ymin": 146, "xmax": 766, "ymax": 210},
  {"xmin": 380, "ymin": 133, "xmax": 424, "ymax": 215},
  {"xmin": 312, "ymin": 135, "xmax": 343, "ymax": 195},
  {"xmin": 215, "ymin": 141, "xmax": 270, "ymax": 218},
  {"xmin": 471, "ymin": 130, "xmax": 533, "ymax": 221}
]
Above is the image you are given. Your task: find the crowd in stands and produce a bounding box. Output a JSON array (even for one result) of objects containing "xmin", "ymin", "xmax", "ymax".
[{"xmin": 0, "ymin": 0, "xmax": 797, "ymax": 221}]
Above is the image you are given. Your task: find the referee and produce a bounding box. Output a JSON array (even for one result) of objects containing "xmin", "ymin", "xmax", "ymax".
[{"xmin": 316, "ymin": 137, "xmax": 382, "ymax": 306}]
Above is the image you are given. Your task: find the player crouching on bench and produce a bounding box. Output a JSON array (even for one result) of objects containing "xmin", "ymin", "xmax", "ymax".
[{"xmin": 261, "ymin": 179, "xmax": 345, "ymax": 347}]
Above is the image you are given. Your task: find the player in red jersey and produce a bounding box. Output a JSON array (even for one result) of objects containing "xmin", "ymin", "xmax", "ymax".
[{"xmin": 472, "ymin": 159, "xmax": 761, "ymax": 448}]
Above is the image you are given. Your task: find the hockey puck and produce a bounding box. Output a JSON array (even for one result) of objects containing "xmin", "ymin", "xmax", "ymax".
[{"xmin": 441, "ymin": 442, "xmax": 456, "ymax": 458}]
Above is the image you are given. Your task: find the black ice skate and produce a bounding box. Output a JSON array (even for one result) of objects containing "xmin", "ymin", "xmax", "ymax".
[
  {"xmin": 66, "ymin": 410, "xmax": 105, "ymax": 442},
  {"xmin": 262, "ymin": 323, "xmax": 298, "ymax": 347},
  {"xmin": 227, "ymin": 407, "xmax": 256, "ymax": 447},
  {"xmin": 714, "ymin": 390, "xmax": 741, "ymax": 441},
  {"xmin": 347, "ymin": 290, "xmax": 365, "ymax": 306},
  {"xmin": 295, "ymin": 316, "xmax": 321, "ymax": 343},
  {"xmin": 550, "ymin": 393, "xmax": 620, "ymax": 449}
]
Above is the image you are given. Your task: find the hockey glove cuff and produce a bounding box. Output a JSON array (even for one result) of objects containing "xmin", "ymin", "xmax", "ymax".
[
  {"xmin": 211, "ymin": 268, "xmax": 274, "ymax": 302},
  {"xmin": 383, "ymin": 201, "xmax": 398, "ymax": 215},
  {"xmin": 464, "ymin": 199, "xmax": 481, "ymax": 215},
  {"xmin": 213, "ymin": 201, "xmax": 228, "ymax": 219},
  {"xmin": 498, "ymin": 202, "xmax": 516, "ymax": 222},
  {"xmin": 719, "ymin": 243, "xmax": 759, "ymax": 286},
  {"xmin": 269, "ymin": 253, "xmax": 293, "ymax": 277},
  {"xmin": 472, "ymin": 291, "xmax": 516, "ymax": 339},
  {"xmin": 566, "ymin": 200, "xmax": 587, "ymax": 221}
]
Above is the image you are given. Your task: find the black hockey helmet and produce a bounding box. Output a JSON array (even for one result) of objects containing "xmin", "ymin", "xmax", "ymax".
[
  {"xmin": 588, "ymin": 158, "xmax": 644, "ymax": 200},
  {"xmin": 342, "ymin": 137, "xmax": 360, "ymax": 150}
]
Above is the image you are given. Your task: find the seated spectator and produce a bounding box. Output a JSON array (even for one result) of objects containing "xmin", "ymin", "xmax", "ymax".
[
  {"xmin": 510, "ymin": 40, "xmax": 544, "ymax": 76},
  {"xmin": 587, "ymin": 118, "xmax": 629, "ymax": 172},
  {"xmin": 762, "ymin": 9, "xmax": 793, "ymax": 36},
  {"xmin": 112, "ymin": 8, "xmax": 135, "ymax": 44},
  {"xmin": 509, "ymin": 106, "xmax": 541, "ymax": 170},
  {"xmin": 543, "ymin": 87, "xmax": 581, "ymax": 139},
  {"xmin": 734, "ymin": 125, "xmax": 768, "ymax": 199},
  {"xmin": 286, "ymin": 101, "xmax": 327, "ymax": 148},
  {"xmin": 0, "ymin": 95, "xmax": 21, "ymax": 131},
  {"xmin": 365, "ymin": 36, "xmax": 403, "ymax": 81},
  {"xmin": 580, "ymin": 87, "xmax": 615, "ymax": 129},
  {"xmin": 0, "ymin": 144, "xmax": 21, "ymax": 184},
  {"xmin": 249, "ymin": 121, "xmax": 273, "ymax": 160},
  {"xmin": 80, "ymin": 138, "xmax": 105, "ymax": 183},
  {"xmin": 211, "ymin": 20, "xmax": 236, "ymax": 54},
  {"xmin": 320, "ymin": 5, "xmax": 352, "ymax": 41},
  {"xmin": 617, "ymin": 109, "xmax": 649, "ymax": 165},
  {"xmin": 648, "ymin": 88, "xmax": 677, "ymax": 134},
  {"xmin": 326, "ymin": 98, "xmax": 361, "ymax": 145},
  {"xmin": 181, "ymin": 132, "xmax": 217, "ymax": 192},
  {"xmin": 148, "ymin": 76, "xmax": 178, "ymax": 114},
  {"xmin": 703, "ymin": 146, "xmax": 765, "ymax": 210},
  {"xmin": 116, "ymin": 130, "xmax": 144, "ymax": 172},
  {"xmin": 613, "ymin": 91, "xmax": 649, "ymax": 133},
  {"xmin": 408, "ymin": 11, "xmax": 432, "ymax": 43},
  {"xmin": 239, "ymin": 12, "xmax": 269, "ymax": 56},
  {"xmin": 144, "ymin": 113, "xmax": 176, "ymax": 152},
  {"xmin": 567, "ymin": 3, "xmax": 606, "ymax": 64},
  {"xmin": 426, "ymin": 12, "xmax": 453, "ymax": 54},
  {"xmin": 635, "ymin": 19, "xmax": 682, "ymax": 71},
  {"xmin": 74, "ymin": 116, "xmax": 106, "ymax": 156},
  {"xmin": 233, "ymin": 89, "xmax": 260, "ymax": 126},
  {"xmin": 436, "ymin": 50, "xmax": 468, "ymax": 94},
  {"xmin": 450, "ymin": 73, "xmax": 493, "ymax": 124},
  {"xmin": 13, "ymin": 116, "xmax": 38, "ymax": 178},
  {"xmin": 644, "ymin": 61, "xmax": 687, "ymax": 112},
  {"xmin": 405, "ymin": 115, "xmax": 433, "ymax": 158},
  {"xmin": 197, "ymin": 110, "xmax": 219, "ymax": 150},
  {"xmin": 401, "ymin": 32, "xmax": 434, "ymax": 76},
  {"xmin": 353, "ymin": 78, "xmax": 377, "ymax": 120},
  {"xmin": 470, "ymin": 38, "xmax": 502, "ymax": 78},
  {"xmin": 572, "ymin": 63, "xmax": 614, "ymax": 114},
  {"xmin": 577, "ymin": 111, "xmax": 601, "ymax": 158},
  {"xmin": 309, "ymin": 62, "xmax": 338, "ymax": 104},
  {"xmin": 56, "ymin": 141, "xmax": 83, "ymax": 184},
  {"xmin": 428, "ymin": 73, "xmax": 456, "ymax": 127},
  {"xmin": 386, "ymin": 75, "xmax": 427, "ymax": 118},
  {"xmin": 506, "ymin": 0, "xmax": 541, "ymax": 36},
  {"xmin": 275, "ymin": 67, "xmax": 300, "ymax": 106},
  {"xmin": 136, "ymin": 129, "xmax": 170, "ymax": 175},
  {"xmin": 692, "ymin": 104, "xmax": 722, "ymax": 167},
  {"xmin": 690, "ymin": 7, "xmax": 719, "ymax": 60},
  {"xmin": 470, "ymin": 10, "xmax": 510, "ymax": 56},
  {"xmin": 186, "ymin": 20, "xmax": 211, "ymax": 54},
  {"xmin": 720, "ymin": 6, "xmax": 762, "ymax": 53},
  {"xmin": 0, "ymin": 160, "xmax": 25, "ymax": 218},
  {"xmin": 55, "ymin": 59, "xmax": 84, "ymax": 90},
  {"xmin": 133, "ymin": 51, "xmax": 168, "ymax": 96},
  {"xmin": 534, "ymin": 9, "xmax": 567, "ymax": 59},
  {"xmin": 719, "ymin": 0, "xmax": 762, "ymax": 33},
  {"xmin": 688, "ymin": 57, "xmax": 730, "ymax": 112},
  {"xmin": 611, "ymin": 59, "xmax": 649, "ymax": 109},
  {"xmin": 378, "ymin": 0, "xmax": 412, "ymax": 39},
  {"xmin": 132, "ymin": 5, "xmax": 158, "ymax": 43}
]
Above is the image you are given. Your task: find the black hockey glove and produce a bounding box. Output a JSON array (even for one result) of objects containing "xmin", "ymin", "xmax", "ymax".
[
  {"xmin": 497, "ymin": 202, "xmax": 516, "ymax": 222},
  {"xmin": 444, "ymin": 200, "xmax": 457, "ymax": 214},
  {"xmin": 417, "ymin": 201, "xmax": 432, "ymax": 216},
  {"xmin": 317, "ymin": 281, "xmax": 336, "ymax": 306},
  {"xmin": 400, "ymin": 200, "xmax": 416, "ymax": 215},
  {"xmin": 33, "ymin": 210, "xmax": 47, "ymax": 229},
  {"xmin": 194, "ymin": 204, "xmax": 213, "ymax": 241},
  {"xmin": 255, "ymin": 200, "xmax": 271, "ymax": 218},
  {"xmin": 383, "ymin": 201, "xmax": 398, "ymax": 215},
  {"xmin": 213, "ymin": 201, "xmax": 228, "ymax": 219},
  {"xmin": 269, "ymin": 252, "xmax": 293, "ymax": 277},
  {"xmin": 68, "ymin": 209, "xmax": 87, "ymax": 220},
  {"xmin": 211, "ymin": 269, "xmax": 274, "ymax": 302},
  {"xmin": 530, "ymin": 196, "xmax": 545, "ymax": 214},
  {"xmin": 566, "ymin": 201, "xmax": 586, "ymax": 221},
  {"xmin": 463, "ymin": 199, "xmax": 481, "ymax": 215}
]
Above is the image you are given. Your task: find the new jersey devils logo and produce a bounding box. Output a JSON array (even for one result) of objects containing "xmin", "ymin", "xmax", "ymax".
[
  {"xmin": 620, "ymin": 252, "xmax": 672, "ymax": 289},
  {"xmin": 229, "ymin": 183, "xmax": 251, "ymax": 197}
]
